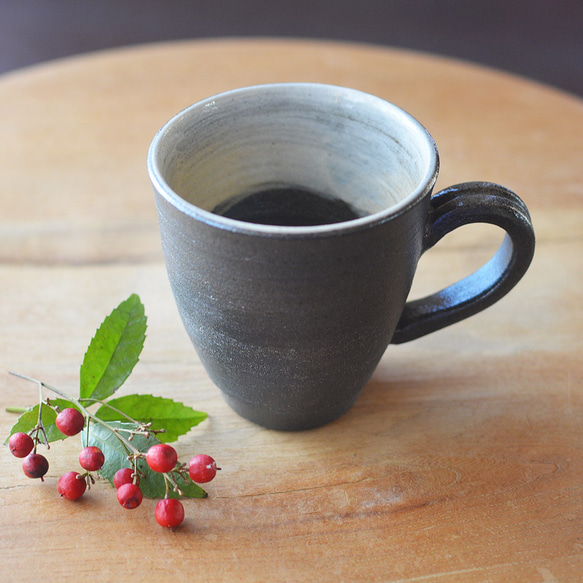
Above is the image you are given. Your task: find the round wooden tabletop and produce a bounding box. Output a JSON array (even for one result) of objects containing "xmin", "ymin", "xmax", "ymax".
[{"xmin": 1, "ymin": 38, "xmax": 582, "ymax": 582}]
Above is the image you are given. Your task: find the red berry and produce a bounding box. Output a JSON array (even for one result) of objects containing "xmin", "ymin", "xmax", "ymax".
[
  {"xmin": 8, "ymin": 432, "xmax": 34, "ymax": 458},
  {"xmin": 57, "ymin": 471, "xmax": 87, "ymax": 500},
  {"xmin": 188, "ymin": 454, "xmax": 219, "ymax": 483},
  {"xmin": 155, "ymin": 498, "xmax": 185, "ymax": 528},
  {"xmin": 22, "ymin": 453, "xmax": 49, "ymax": 480},
  {"xmin": 146, "ymin": 444, "xmax": 178, "ymax": 473},
  {"xmin": 79, "ymin": 446, "xmax": 105, "ymax": 471},
  {"xmin": 55, "ymin": 408, "xmax": 85, "ymax": 436},
  {"xmin": 113, "ymin": 467, "xmax": 140, "ymax": 489},
  {"xmin": 117, "ymin": 483, "xmax": 143, "ymax": 509}
]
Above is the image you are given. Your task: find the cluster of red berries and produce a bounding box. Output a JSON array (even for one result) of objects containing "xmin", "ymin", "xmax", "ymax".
[
  {"xmin": 8, "ymin": 407, "xmax": 86, "ymax": 480},
  {"xmin": 115, "ymin": 444, "xmax": 219, "ymax": 528},
  {"xmin": 8, "ymin": 407, "xmax": 219, "ymax": 528},
  {"xmin": 56, "ymin": 444, "xmax": 104, "ymax": 501}
]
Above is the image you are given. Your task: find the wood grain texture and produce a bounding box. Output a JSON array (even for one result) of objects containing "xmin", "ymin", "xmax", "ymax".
[{"xmin": 0, "ymin": 39, "xmax": 582, "ymax": 582}]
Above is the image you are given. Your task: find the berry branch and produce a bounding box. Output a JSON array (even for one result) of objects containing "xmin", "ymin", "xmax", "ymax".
[
  {"xmin": 9, "ymin": 371, "xmax": 141, "ymax": 456},
  {"xmin": 5, "ymin": 294, "xmax": 220, "ymax": 529}
]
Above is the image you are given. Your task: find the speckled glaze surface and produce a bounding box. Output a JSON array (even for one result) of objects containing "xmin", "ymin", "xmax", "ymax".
[{"xmin": 148, "ymin": 83, "xmax": 535, "ymax": 431}]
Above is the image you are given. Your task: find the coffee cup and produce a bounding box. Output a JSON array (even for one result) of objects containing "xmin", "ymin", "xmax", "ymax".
[{"xmin": 148, "ymin": 83, "xmax": 535, "ymax": 431}]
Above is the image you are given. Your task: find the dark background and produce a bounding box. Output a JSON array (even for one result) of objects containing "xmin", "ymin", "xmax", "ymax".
[{"xmin": 0, "ymin": 0, "xmax": 581, "ymax": 97}]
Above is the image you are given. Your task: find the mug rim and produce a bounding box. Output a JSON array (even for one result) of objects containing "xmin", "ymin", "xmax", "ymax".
[{"xmin": 147, "ymin": 83, "xmax": 440, "ymax": 237}]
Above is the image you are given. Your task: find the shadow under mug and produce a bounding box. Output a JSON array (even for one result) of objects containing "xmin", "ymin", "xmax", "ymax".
[{"xmin": 148, "ymin": 83, "xmax": 535, "ymax": 431}]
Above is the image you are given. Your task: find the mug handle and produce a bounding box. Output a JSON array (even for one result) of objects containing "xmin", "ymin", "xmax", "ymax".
[{"xmin": 391, "ymin": 182, "xmax": 535, "ymax": 344}]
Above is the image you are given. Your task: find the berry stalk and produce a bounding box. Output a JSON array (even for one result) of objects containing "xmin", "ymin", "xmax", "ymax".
[{"xmin": 5, "ymin": 294, "xmax": 214, "ymax": 528}]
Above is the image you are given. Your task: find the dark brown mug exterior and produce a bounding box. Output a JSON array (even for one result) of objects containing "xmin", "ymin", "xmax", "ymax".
[
  {"xmin": 149, "ymin": 84, "xmax": 535, "ymax": 431},
  {"xmin": 153, "ymin": 180, "xmax": 534, "ymax": 431}
]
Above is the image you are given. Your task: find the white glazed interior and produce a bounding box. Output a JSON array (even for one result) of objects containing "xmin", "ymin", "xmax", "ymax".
[{"xmin": 149, "ymin": 84, "xmax": 438, "ymax": 233}]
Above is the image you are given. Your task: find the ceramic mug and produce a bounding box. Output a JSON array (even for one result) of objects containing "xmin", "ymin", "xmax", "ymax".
[{"xmin": 148, "ymin": 83, "xmax": 535, "ymax": 431}]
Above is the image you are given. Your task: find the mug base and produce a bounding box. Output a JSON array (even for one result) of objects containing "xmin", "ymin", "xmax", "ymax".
[{"xmin": 220, "ymin": 391, "xmax": 357, "ymax": 431}]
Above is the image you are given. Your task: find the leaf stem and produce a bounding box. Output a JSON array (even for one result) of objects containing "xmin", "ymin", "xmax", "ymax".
[
  {"xmin": 80, "ymin": 398, "xmax": 138, "ymax": 424},
  {"xmin": 5, "ymin": 406, "xmax": 28, "ymax": 414}
]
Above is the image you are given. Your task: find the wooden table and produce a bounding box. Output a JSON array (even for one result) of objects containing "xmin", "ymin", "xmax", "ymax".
[{"xmin": 1, "ymin": 39, "xmax": 582, "ymax": 582}]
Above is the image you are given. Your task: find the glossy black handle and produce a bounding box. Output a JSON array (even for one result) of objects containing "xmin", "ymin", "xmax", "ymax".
[{"xmin": 391, "ymin": 182, "xmax": 535, "ymax": 344}]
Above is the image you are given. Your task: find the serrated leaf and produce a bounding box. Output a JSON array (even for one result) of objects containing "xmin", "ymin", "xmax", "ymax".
[
  {"xmin": 84, "ymin": 421, "xmax": 207, "ymax": 499},
  {"xmin": 4, "ymin": 399, "xmax": 80, "ymax": 445},
  {"xmin": 80, "ymin": 294, "xmax": 146, "ymax": 401},
  {"xmin": 93, "ymin": 394, "xmax": 207, "ymax": 443}
]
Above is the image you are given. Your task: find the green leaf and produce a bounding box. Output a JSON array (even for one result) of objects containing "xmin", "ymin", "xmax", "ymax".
[
  {"xmin": 93, "ymin": 394, "xmax": 207, "ymax": 443},
  {"xmin": 4, "ymin": 399, "xmax": 80, "ymax": 445},
  {"xmin": 80, "ymin": 294, "xmax": 146, "ymax": 401},
  {"xmin": 84, "ymin": 421, "xmax": 207, "ymax": 499}
]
